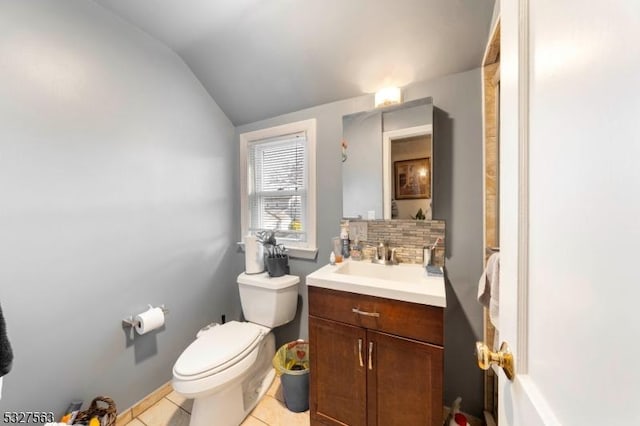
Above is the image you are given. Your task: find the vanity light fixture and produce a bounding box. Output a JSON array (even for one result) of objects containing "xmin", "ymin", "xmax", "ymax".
[{"xmin": 374, "ymin": 87, "xmax": 402, "ymax": 108}]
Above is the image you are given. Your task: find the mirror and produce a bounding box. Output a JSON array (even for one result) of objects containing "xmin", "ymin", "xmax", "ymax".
[{"xmin": 342, "ymin": 97, "xmax": 433, "ymax": 220}]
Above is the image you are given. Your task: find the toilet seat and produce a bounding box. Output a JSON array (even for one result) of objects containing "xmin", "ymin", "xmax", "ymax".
[{"xmin": 173, "ymin": 321, "xmax": 265, "ymax": 381}]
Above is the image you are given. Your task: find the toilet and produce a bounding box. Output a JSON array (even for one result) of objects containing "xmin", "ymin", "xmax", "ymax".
[{"xmin": 172, "ymin": 272, "xmax": 299, "ymax": 426}]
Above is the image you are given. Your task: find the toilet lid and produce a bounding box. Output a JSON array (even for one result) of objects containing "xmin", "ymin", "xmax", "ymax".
[{"xmin": 174, "ymin": 321, "xmax": 264, "ymax": 378}]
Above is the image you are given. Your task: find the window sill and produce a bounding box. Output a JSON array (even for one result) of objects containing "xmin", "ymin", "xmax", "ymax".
[{"xmin": 236, "ymin": 242, "xmax": 318, "ymax": 260}]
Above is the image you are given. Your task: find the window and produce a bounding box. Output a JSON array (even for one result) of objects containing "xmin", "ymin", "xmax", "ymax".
[{"xmin": 240, "ymin": 119, "xmax": 317, "ymax": 259}]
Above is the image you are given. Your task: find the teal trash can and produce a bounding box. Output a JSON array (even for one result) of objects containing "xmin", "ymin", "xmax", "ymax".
[{"xmin": 273, "ymin": 340, "xmax": 309, "ymax": 412}]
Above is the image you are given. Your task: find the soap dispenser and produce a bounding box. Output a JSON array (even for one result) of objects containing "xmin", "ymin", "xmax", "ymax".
[{"xmin": 340, "ymin": 223, "xmax": 350, "ymax": 259}]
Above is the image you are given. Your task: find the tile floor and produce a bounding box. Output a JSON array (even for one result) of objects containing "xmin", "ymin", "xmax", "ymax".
[{"xmin": 125, "ymin": 377, "xmax": 309, "ymax": 426}]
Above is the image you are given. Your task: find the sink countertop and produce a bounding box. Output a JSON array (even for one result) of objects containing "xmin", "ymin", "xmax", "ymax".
[{"xmin": 306, "ymin": 259, "xmax": 446, "ymax": 307}]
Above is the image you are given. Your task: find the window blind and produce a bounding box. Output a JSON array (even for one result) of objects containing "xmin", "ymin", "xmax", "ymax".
[{"xmin": 247, "ymin": 131, "xmax": 308, "ymax": 243}]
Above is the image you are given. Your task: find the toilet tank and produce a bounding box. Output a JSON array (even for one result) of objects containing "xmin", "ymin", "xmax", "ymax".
[{"xmin": 237, "ymin": 272, "xmax": 299, "ymax": 328}]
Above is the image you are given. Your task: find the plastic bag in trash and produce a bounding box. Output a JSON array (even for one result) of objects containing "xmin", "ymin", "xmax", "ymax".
[{"xmin": 272, "ymin": 339, "xmax": 309, "ymax": 375}]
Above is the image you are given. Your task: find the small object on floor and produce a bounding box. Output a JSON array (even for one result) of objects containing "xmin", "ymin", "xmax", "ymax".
[
  {"xmin": 453, "ymin": 413, "xmax": 470, "ymax": 426},
  {"xmin": 73, "ymin": 396, "xmax": 116, "ymax": 426},
  {"xmin": 445, "ymin": 396, "xmax": 470, "ymax": 426},
  {"xmin": 60, "ymin": 400, "xmax": 83, "ymax": 424}
]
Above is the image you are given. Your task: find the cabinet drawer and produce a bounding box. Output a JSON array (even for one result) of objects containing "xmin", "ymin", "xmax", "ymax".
[{"xmin": 309, "ymin": 286, "xmax": 443, "ymax": 345}]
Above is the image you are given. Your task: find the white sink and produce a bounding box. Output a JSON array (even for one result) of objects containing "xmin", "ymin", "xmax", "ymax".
[{"xmin": 306, "ymin": 259, "xmax": 446, "ymax": 307}]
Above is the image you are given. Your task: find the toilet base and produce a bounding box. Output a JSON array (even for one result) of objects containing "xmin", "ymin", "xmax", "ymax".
[{"xmin": 185, "ymin": 332, "xmax": 276, "ymax": 426}]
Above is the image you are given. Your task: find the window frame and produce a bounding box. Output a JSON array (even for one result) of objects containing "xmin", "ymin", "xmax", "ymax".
[{"xmin": 239, "ymin": 118, "xmax": 317, "ymax": 259}]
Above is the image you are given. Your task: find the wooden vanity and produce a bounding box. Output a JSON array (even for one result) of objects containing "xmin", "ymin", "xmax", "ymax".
[{"xmin": 308, "ymin": 286, "xmax": 444, "ymax": 426}]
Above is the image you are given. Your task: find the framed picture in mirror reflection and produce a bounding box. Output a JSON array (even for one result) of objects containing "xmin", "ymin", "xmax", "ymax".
[{"xmin": 394, "ymin": 157, "xmax": 430, "ymax": 199}]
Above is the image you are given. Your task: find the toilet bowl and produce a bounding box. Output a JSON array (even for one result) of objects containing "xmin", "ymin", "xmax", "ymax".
[{"xmin": 172, "ymin": 272, "xmax": 299, "ymax": 426}]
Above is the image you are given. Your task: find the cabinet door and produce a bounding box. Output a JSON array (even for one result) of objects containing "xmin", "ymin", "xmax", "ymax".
[
  {"xmin": 310, "ymin": 315, "xmax": 367, "ymax": 425},
  {"xmin": 366, "ymin": 330, "xmax": 443, "ymax": 426}
]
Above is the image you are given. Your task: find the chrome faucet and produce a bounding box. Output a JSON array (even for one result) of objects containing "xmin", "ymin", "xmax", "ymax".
[{"xmin": 372, "ymin": 241, "xmax": 397, "ymax": 265}]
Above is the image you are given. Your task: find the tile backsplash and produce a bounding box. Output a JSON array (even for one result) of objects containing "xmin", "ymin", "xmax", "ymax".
[{"xmin": 344, "ymin": 219, "xmax": 445, "ymax": 265}]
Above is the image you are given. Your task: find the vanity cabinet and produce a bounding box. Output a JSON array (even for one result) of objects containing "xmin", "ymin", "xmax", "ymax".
[{"xmin": 309, "ymin": 286, "xmax": 444, "ymax": 426}]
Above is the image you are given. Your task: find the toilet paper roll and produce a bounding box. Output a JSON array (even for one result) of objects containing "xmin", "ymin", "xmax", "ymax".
[
  {"xmin": 244, "ymin": 235, "xmax": 265, "ymax": 274},
  {"xmin": 135, "ymin": 307, "xmax": 165, "ymax": 335}
]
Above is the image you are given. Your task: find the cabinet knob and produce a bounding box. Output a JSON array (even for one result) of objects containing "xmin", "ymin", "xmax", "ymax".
[
  {"xmin": 368, "ymin": 341, "xmax": 374, "ymax": 370},
  {"xmin": 358, "ymin": 339, "xmax": 364, "ymax": 367}
]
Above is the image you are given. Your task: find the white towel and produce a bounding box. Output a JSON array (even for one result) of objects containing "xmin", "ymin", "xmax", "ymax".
[{"xmin": 478, "ymin": 252, "xmax": 500, "ymax": 335}]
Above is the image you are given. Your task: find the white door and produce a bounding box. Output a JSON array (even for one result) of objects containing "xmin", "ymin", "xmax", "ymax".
[{"xmin": 499, "ymin": 1, "xmax": 640, "ymax": 424}]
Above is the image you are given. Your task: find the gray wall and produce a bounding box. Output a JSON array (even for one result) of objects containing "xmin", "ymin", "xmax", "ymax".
[
  {"xmin": 0, "ymin": 0, "xmax": 243, "ymax": 415},
  {"xmin": 236, "ymin": 68, "xmax": 485, "ymax": 417},
  {"xmin": 382, "ymin": 99, "xmax": 433, "ymax": 132},
  {"xmin": 490, "ymin": 0, "xmax": 500, "ymax": 31}
]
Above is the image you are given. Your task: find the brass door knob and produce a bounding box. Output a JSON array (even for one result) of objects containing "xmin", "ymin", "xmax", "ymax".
[{"xmin": 476, "ymin": 341, "xmax": 515, "ymax": 380}]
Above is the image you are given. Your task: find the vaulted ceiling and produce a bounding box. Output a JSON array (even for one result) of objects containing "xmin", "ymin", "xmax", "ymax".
[{"xmin": 95, "ymin": 0, "xmax": 495, "ymax": 125}]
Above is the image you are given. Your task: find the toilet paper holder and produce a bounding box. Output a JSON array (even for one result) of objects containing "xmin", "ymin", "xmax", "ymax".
[{"xmin": 122, "ymin": 304, "xmax": 169, "ymax": 339}]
